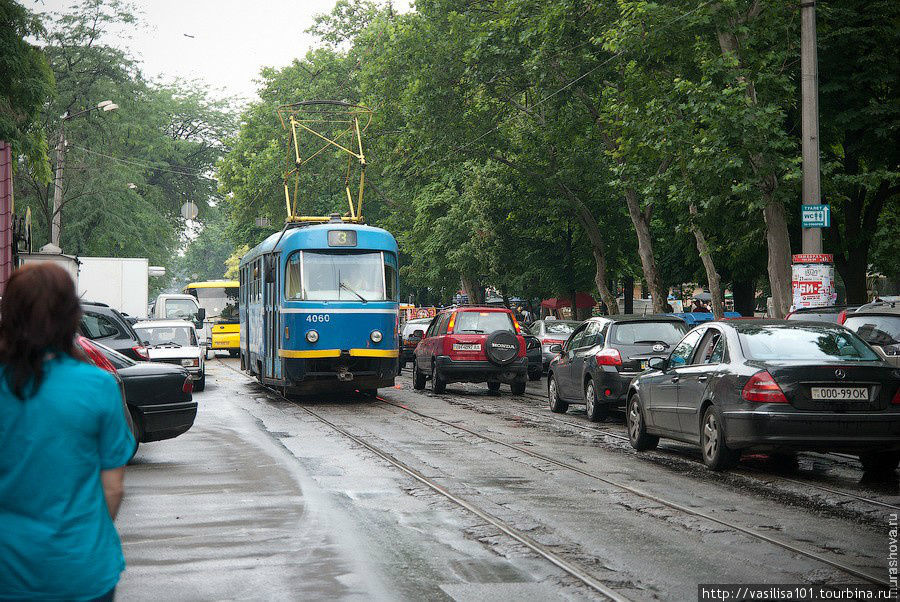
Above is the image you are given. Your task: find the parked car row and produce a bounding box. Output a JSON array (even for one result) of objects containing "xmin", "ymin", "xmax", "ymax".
[
  {"xmin": 548, "ymin": 316, "xmax": 900, "ymax": 473},
  {"xmin": 77, "ymin": 301, "xmax": 205, "ymax": 451},
  {"xmin": 404, "ymin": 304, "xmax": 900, "ymax": 475}
]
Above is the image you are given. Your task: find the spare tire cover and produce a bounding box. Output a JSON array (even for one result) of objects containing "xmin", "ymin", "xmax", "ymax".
[{"xmin": 485, "ymin": 330, "xmax": 519, "ymax": 366}]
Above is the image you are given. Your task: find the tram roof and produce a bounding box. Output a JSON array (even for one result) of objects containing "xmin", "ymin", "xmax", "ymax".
[{"xmin": 241, "ymin": 222, "xmax": 398, "ymax": 265}]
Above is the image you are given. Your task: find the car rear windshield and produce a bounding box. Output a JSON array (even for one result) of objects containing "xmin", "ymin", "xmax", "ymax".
[
  {"xmin": 843, "ymin": 315, "xmax": 900, "ymax": 347},
  {"xmin": 786, "ymin": 309, "xmax": 842, "ymax": 323},
  {"xmin": 738, "ymin": 325, "xmax": 880, "ymax": 361},
  {"xmin": 545, "ymin": 321, "xmax": 578, "ymax": 335},
  {"xmin": 611, "ymin": 321, "xmax": 687, "ymax": 345},
  {"xmin": 94, "ymin": 340, "xmax": 136, "ymax": 369},
  {"xmin": 454, "ymin": 311, "xmax": 515, "ymax": 334},
  {"xmin": 136, "ymin": 326, "xmax": 197, "ymax": 347}
]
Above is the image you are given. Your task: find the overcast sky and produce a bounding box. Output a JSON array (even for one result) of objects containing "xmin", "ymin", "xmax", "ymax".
[{"xmin": 25, "ymin": 0, "xmax": 356, "ymax": 103}]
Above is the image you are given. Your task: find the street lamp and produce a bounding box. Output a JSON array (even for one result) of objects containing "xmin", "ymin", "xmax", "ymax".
[{"xmin": 50, "ymin": 100, "xmax": 118, "ymax": 248}]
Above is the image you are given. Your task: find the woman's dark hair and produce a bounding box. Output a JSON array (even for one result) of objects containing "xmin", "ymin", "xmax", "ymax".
[{"xmin": 0, "ymin": 263, "xmax": 82, "ymax": 399}]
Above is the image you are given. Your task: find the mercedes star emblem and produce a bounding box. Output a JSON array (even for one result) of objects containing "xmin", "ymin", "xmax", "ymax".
[{"xmin": 834, "ymin": 369, "xmax": 846, "ymax": 379}]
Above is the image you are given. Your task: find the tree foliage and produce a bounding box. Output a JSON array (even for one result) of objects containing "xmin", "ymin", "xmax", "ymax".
[
  {"xmin": 0, "ymin": 0, "xmax": 55, "ymax": 182},
  {"xmin": 12, "ymin": 0, "xmax": 234, "ymax": 288},
  {"xmin": 218, "ymin": 0, "xmax": 898, "ymax": 309}
]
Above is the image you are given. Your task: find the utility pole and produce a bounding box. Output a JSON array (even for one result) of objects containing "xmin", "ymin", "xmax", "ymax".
[
  {"xmin": 800, "ymin": 0, "xmax": 822, "ymax": 254},
  {"xmin": 50, "ymin": 125, "xmax": 65, "ymax": 248},
  {"xmin": 49, "ymin": 100, "xmax": 118, "ymax": 249},
  {"xmin": 1, "ymin": 141, "xmax": 13, "ymax": 296}
]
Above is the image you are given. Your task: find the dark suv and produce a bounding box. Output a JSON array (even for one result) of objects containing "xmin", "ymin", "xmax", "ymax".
[
  {"xmin": 412, "ymin": 306, "xmax": 527, "ymax": 394},
  {"xmin": 79, "ymin": 301, "xmax": 148, "ymax": 361},
  {"xmin": 547, "ymin": 314, "xmax": 688, "ymax": 420}
]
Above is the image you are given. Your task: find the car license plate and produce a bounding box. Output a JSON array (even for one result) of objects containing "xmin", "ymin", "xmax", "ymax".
[
  {"xmin": 453, "ymin": 343, "xmax": 481, "ymax": 351},
  {"xmin": 810, "ymin": 386, "xmax": 868, "ymax": 401}
]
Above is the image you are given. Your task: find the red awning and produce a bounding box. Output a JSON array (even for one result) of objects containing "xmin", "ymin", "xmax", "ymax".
[{"xmin": 540, "ymin": 293, "xmax": 596, "ymax": 310}]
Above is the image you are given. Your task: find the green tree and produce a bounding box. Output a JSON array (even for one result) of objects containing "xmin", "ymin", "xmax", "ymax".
[
  {"xmin": 13, "ymin": 0, "xmax": 232, "ymax": 279},
  {"xmin": 0, "ymin": 0, "xmax": 55, "ymax": 181}
]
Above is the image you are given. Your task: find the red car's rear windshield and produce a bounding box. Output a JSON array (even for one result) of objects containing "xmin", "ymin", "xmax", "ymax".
[{"xmin": 454, "ymin": 311, "xmax": 515, "ymax": 334}]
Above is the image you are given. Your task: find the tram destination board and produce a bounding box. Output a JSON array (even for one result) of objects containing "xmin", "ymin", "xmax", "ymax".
[{"xmin": 328, "ymin": 230, "xmax": 357, "ymax": 247}]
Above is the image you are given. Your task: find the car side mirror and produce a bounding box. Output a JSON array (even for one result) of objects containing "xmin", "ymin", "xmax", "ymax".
[
  {"xmin": 196, "ymin": 307, "xmax": 206, "ymax": 321},
  {"xmin": 648, "ymin": 357, "xmax": 667, "ymax": 371},
  {"xmin": 411, "ymin": 329, "xmax": 424, "ymax": 340},
  {"xmin": 549, "ymin": 344, "xmax": 563, "ymax": 353}
]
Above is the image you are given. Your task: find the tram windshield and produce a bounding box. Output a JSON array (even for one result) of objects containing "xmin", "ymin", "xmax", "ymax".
[{"xmin": 286, "ymin": 251, "xmax": 397, "ymax": 302}]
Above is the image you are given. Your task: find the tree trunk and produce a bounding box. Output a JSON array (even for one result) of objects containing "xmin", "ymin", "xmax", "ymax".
[
  {"xmin": 717, "ymin": 14, "xmax": 793, "ymax": 319},
  {"xmin": 731, "ymin": 278, "xmax": 757, "ymax": 317},
  {"xmin": 460, "ymin": 274, "xmax": 482, "ymax": 304},
  {"xmin": 570, "ymin": 88, "xmax": 665, "ymax": 314},
  {"xmin": 624, "ymin": 188, "xmax": 667, "ymax": 313},
  {"xmin": 763, "ymin": 196, "xmax": 793, "ymax": 317},
  {"xmin": 557, "ymin": 183, "xmax": 618, "ymax": 314},
  {"xmin": 689, "ymin": 203, "xmax": 725, "ymax": 319}
]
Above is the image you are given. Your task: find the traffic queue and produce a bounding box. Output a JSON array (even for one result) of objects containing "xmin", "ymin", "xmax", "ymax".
[{"xmin": 400, "ymin": 299, "xmax": 900, "ymax": 473}]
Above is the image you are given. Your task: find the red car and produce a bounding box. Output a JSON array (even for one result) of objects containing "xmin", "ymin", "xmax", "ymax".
[{"xmin": 412, "ymin": 306, "xmax": 528, "ymax": 395}]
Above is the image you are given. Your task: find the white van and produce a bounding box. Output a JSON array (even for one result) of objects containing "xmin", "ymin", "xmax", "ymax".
[{"xmin": 150, "ymin": 294, "xmax": 210, "ymax": 353}]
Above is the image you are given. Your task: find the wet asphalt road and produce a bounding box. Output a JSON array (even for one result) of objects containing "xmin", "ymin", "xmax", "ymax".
[{"xmin": 115, "ymin": 359, "xmax": 899, "ymax": 601}]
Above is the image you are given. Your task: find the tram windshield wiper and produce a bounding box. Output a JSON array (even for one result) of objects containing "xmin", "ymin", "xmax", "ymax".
[{"xmin": 339, "ymin": 282, "xmax": 368, "ymax": 303}]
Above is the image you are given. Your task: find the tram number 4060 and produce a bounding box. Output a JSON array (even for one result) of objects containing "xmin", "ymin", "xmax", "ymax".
[{"xmin": 306, "ymin": 314, "xmax": 330, "ymax": 323}]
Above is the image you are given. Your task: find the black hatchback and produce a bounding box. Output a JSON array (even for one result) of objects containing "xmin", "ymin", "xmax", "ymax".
[
  {"xmin": 547, "ymin": 315, "xmax": 688, "ymax": 421},
  {"xmin": 79, "ymin": 301, "xmax": 148, "ymax": 361},
  {"xmin": 627, "ymin": 321, "xmax": 900, "ymax": 471}
]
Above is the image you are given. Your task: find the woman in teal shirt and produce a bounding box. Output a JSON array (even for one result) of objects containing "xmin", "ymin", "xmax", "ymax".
[{"xmin": 0, "ymin": 264, "xmax": 135, "ymax": 600}]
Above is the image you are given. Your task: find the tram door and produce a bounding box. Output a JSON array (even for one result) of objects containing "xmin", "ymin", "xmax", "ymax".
[{"xmin": 264, "ymin": 253, "xmax": 280, "ymax": 379}]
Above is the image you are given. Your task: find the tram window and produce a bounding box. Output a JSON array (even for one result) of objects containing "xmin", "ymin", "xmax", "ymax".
[
  {"xmin": 298, "ymin": 251, "xmax": 387, "ymax": 301},
  {"xmin": 384, "ymin": 252, "xmax": 398, "ymax": 301},
  {"xmin": 285, "ymin": 254, "xmax": 302, "ymax": 300}
]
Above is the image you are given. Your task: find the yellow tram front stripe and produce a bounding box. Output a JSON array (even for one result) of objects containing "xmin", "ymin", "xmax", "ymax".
[
  {"xmin": 348, "ymin": 348, "xmax": 399, "ymax": 358},
  {"xmin": 277, "ymin": 348, "xmax": 399, "ymax": 359},
  {"xmin": 278, "ymin": 349, "xmax": 341, "ymax": 358}
]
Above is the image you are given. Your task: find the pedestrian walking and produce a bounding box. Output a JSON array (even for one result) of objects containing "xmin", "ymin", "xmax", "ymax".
[
  {"xmin": 521, "ymin": 306, "xmax": 533, "ymax": 324},
  {"xmin": 0, "ymin": 263, "xmax": 135, "ymax": 601}
]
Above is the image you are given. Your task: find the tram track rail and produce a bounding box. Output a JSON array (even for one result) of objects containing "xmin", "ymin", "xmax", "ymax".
[
  {"xmin": 512, "ymin": 406, "xmax": 900, "ymax": 512},
  {"xmin": 372, "ymin": 394, "xmax": 891, "ymax": 587},
  {"xmin": 215, "ymin": 359, "xmax": 630, "ymax": 601},
  {"xmin": 512, "ymin": 388, "xmax": 895, "ymax": 511},
  {"xmin": 218, "ymin": 360, "xmax": 891, "ymax": 589},
  {"xmin": 518, "ymin": 389, "xmax": 868, "ymax": 471}
]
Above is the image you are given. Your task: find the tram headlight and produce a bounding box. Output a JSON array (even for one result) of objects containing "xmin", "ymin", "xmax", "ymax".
[
  {"xmin": 370, "ymin": 330, "xmax": 383, "ymax": 343},
  {"xmin": 306, "ymin": 330, "xmax": 319, "ymax": 343}
]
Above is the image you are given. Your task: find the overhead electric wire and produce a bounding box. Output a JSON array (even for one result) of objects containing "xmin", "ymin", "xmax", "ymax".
[{"xmin": 69, "ymin": 145, "xmax": 218, "ymax": 180}]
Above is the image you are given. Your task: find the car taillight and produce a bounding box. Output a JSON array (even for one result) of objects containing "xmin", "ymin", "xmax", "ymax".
[
  {"xmin": 182, "ymin": 377, "xmax": 193, "ymax": 394},
  {"xmin": 512, "ymin": 316, "xmax": 521, "ymax": 333},
  {"xmin": 837, "ymin": 310, "xmax": 847, "ymax": 325},
  {"xmin": 447, "ymin": 312, "xmax": 456, "ymax": 334},
  {"xmin": 742, "ymin": 370, "xmax": 788, "ymax": 403},
  {"xmin": 595, "ymin": 348, "xmax": 622, "ymax": 366},
  {"xmin": 133, "ymin": 345, "xmax": 149, "ymax": 360},
  {"xmin": 892, "ymin": 386, "xmax": 900, "ymax": 405},
  {"xmin": 77, "ymin": 336, "xmax": 118, "ymax": 373}
]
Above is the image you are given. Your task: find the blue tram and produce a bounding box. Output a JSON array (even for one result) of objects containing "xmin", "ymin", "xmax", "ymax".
[{"xmin": 239, "ymin": 217, "xmax": 399, "ymax": 394}]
